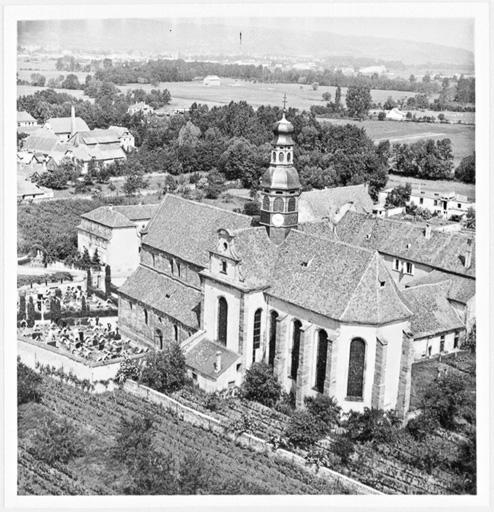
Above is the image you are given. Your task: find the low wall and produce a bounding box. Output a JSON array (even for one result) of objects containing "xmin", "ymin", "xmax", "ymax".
[
  {"xmin": 18, "ymin": 337, "xmax": 143, "ymax": 389},
  {"xmin": 123, "ymin": 380, "xmax": 382, "ymax": 495}
]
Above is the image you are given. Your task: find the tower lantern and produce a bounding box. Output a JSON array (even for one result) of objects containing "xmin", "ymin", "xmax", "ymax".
[{"xmin": 259, "ymin": 97, "xmax": 301, "ymax": 244}]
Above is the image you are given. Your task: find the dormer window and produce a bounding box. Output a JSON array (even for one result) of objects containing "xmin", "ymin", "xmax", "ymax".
[{"xmin": 220, "ymin": 260, "xmax": 227, "ymax": 274}]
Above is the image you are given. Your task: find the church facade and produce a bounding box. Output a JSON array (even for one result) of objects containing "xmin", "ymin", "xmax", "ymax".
[{"xmin": 117, "ymin": 110, "xmax": 416, "ymax": 415}]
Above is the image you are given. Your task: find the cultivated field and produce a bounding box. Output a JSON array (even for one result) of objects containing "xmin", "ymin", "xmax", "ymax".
[
  {"xmin": 18, "ymin": 377, "xmax": 348, "ymax": 495},
  {"xmin": 320, "ymin": 118, "xmax": 475, "ymax": 166}
]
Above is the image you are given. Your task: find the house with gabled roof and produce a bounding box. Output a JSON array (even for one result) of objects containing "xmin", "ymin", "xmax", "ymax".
[
  {"xmin": 117, "ymin": 111, "xmax": 419, "ymax": 415},
  {"xmin": 44, "ymin": 106, "xmax": 90, "ymax": 142}
]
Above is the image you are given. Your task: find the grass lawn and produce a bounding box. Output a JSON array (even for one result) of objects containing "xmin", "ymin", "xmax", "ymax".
[
  {"xmin": 410, "ymin": 351, "xmax": 476, "ymax": 411},
  {"xmin": 386, "ymin": 174, "xmax": 475, "ymax": 201}
]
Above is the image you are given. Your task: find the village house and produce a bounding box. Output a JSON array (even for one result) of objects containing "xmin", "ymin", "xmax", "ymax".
[
  {"xmin": 44, "ymin": 106, "xmax": 89, "ymax": 142},
  {"xmin": 17, "ymin": 176, "xmax": 53, "ymax": 203},
  {"xmin": 108, "ymin": 126, "xmax": 135, "ymax": 152},
  {"xmin": 385, "ymin": 108, "xmax": 407, "ymax": 121},
  {"xmin": 77, "ymin": 204, "xmax": 159, "ymax": 287},
  {"xmin": 407, "ymin": 188, "xmax": 475, "ymax": 219},
  {"xmin": 203, "ymin": 75, "xmax": 221, "ymax": 86},
  {"xmin": 127, "ymin": 102, "xmax": 154, "ymax": 116},
  {"xmin": 117, "ymin": 112, "xmax": 416, "ymax": 415},
  {"xmin": 17, "ymin": 111, "xmax": 38, "ymax": 135}
]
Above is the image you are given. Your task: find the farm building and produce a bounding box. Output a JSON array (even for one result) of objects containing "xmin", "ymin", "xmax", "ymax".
[
  {"xmin": 203, "ymin": 75, "xmax": 221, "ymax": 86},
  {"xmin": 385, "ymin": 108, "xmax": 407, "ymax": 121},
  {"xmin": 44, "ymin": 106, "xmax": 89, "ymax": 142}
]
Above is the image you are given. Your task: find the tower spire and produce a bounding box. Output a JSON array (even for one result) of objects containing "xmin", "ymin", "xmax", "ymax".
[{"xmin": 282, "ymin": 93, "xmax": 287, "ymax": 112}]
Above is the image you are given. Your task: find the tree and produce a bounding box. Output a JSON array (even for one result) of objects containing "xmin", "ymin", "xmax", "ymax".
[
  {"xmin": 27, "ymin": 296, "xmax": 36, "ymax": 328},
  {"xmin": 30, "ymin": 73, "xmax": 46, "ymax": 87},
  {"xmin": 32, "ymin": 416, "xmax": 84, "ymax": 465},
  {"xmin": 304, "ymin": 395, "xmax": 341, "ymax": 433},
  {"xmin": 321, "ymin": 92, "xmax": 331, "ymax": 102},
  {"xmin": 61, "ymin": 74, "xmax": 81, "ymax": 90},
  {"xmin": 18, "ymin": 294, "xmax": 26, "ymax": 321},
  {"xmin": 377, "ymin": 111, "xmax": 386, "ymax": 121},
  {"xmin": 104, "ymin": 264, "xmax": 112, "ymax": 298},
  {"xmin": 285, "ymin": 410, "xmax": 327, "ymax": 449},
  {"xmin": 462, "ymin": 323, "xmax": 476, "ymax": 353},
  {"xmin": 241, "ymin": 362, "xmax": 281, "ymax": 407},
  {"xmin": 385, "ymin": 183, "xmax": 412, "ymax": 207},
  {"xmin": 344, "ymin": 408, "xmax": 399, "ymax": 445},
  {"xmin": 346, "ymin": 85, "xmax": 372, "ymax": 118},
  {"xmin": 123, "ymin": 166, "xmax": 149, "ymax": 196},
  {"xmin": 204, "ymin": 168, "xmax": 226, "ymax": 199},
  {"xmin": 455, "ymin": 153, "xmax": 475, "ymax": 184},
  {"xmin": 464, "ymin": 207, "xmax": 475, "ymax": 230},
  {"xmin": 91, "ymin": 248, "xmax": 101, "ymax": 267},
  {"xmin": 334, "ymin": 86, "xmax": 342, "ymax": 110},
  {"xmin": 17, "ymin": 360, "xmax": 42, "ymax": 405},
  {"xmin": 139, "ymin": 342, "xmax": 187, "ymax": 393}
]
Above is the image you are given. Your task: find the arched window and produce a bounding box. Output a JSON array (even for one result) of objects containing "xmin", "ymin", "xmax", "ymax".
[
  {"xmin": 278, "ymin": 152, "xmax": 284, "ymax": 163},
  {"xmin": 262, "ymin": 195, "xmax": 270, "ymax": 211},
  {"xmin": 217, "ymin": 297, "xmax": 228, "ymax": 346},
  {"xmin": 144, "ymin": 308, "xmax": 148, "ymax": 325},
  {"xmin": 315, "ymin": 330, "xmax": 329, "ymax": 393},
  {"xmin": 268, "ymin": 310, "xmax": 279, "ymax": 367},
  {"xmin": 291, "ymin": 320, "xmax": 302, "ymax": 380},
  {"xmin": 287, "ymin": 197, "xmax": 296, "ymax": 212},
  {"xmin": 287, "ymin": 152, "xmax": 292, "ymax": 163},
  {"xmin": 252, "ymin": 308, "xmax": 262, "ymax": 363},
  {"xmin": 173, "ymin": 324, "xmax": 179, "ymax": 342},
  {"xmin": 271, "ymin": 151, "xmax": 276, "ymax": 162},
  {"xmin": 273, "ymin": 197, "xmax": 284, "ymax": 212},
  {"xmin": 155, "ymin": 328, "xmax": 163, "ymax": 350},
  {"xmin": 347, "ymin": 338, "xmax": 366, "ymax": 399}
]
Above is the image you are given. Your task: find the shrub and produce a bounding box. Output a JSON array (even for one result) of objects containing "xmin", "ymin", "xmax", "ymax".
[
  {"xmin": 17, "ymin": 360, "xmax": 42, "ymax": 405},
  {"xmin": 113, "ymin": 414, "xmax": 155, "ymax": 466},
  {"xmin": 241, "ymin": 362, "xmax": 281, "ymax": 407},
  {"xmin": 204, "ymin": 392, "xmax": 224, "ymax": 412},
  {"xmin": 284, "ymin": 410, "xmax": 326, "ymax": 449},
  {"xmin": 116, "ymin": 357, "xmax": 142, "ymax": 383},
  {"xmin": 344, "ymin": 408, "xmax": 398, "ymax": 445},
  {"xmin": 274, "ymin": 391, "xmax": 295, "ymax": 416},
  {"xmin": 32, "ymin": 416, "xmax": 84, "ymax": 464},
  {"xmin": 406, "ymin": 411, "xmax": 440, "ymax": 441},
  {"xmin": 243, "ymin": 200, "xmax": 260, "ymax": 216},
  {"xmin": 304, "ymin": 395, "xmax": 341, "ymax": 433},
  {"xmin": 139, "ymin": 342, "xmax": 187, "ymax": 393},
  {"xmin": 331, "ymin": 435, "xmax": 355, "ymax": 464}
]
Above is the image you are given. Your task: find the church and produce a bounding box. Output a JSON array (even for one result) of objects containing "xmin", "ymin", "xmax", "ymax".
[{"xmin": 118, "ymin": 109, "xmax": 418, "ymax": 415}]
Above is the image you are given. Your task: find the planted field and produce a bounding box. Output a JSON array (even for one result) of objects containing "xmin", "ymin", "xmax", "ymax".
[
  {"xmin": 320, "ymin": 118, "xmax": 475, "ymax": 166},
  {"xmin": 18, "ymin": 377, "xmax": 348, "ymax": 495}
]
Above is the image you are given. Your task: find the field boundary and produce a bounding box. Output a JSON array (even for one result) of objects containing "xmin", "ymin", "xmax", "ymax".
[{"xmin": 123, "ymin": 379, "xmax": 383, "ymax": 495}]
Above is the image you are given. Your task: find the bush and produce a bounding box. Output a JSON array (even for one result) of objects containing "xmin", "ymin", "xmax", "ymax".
[
  {"xmin": 344, "ymin": 408, "xmax": 399, "ymax": 445},
  {"xmin": 274, "ymin": 391, "xmax": 295, "ymax": 416},
  {"xmin": 406, "ymin": 411, "xmax": 440, "ymax": 441},
  {"xmin": 243, "ymin": 200, "xmax": 260, "ymax": 216},
  {"xmin": 32, "ymin": 416, "xmax": 84, "ymax": 464},
  {"xmin": 304, "ymin": 395, "xmax": 341, "ymax": 434},
  {"xmin": 284, "ymin": 410, "xmax": 326, "ymax": 449},
  {"xmin": 17, "ymin": 360, "xmax": 42, "ymax": 405},
  {"xmin": 331, "ymin": 435, "xmax": 355, "ymax": 464},
  {"xmin": 116, "ymin": 357, "xmax": 142, "ymax": 383},
  {"xmin": 113, "ymin": 414, "xmax": 155, "ymax": 466},
  {"xmin": 139, "ymin": 342, "xmax": 187, "ymax": 393},
  {"xmin": 241, "ymin": 362, "xmax": 281, "ymax": 407}
]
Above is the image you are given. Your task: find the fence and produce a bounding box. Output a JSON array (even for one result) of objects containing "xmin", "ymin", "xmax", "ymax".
[{"xmin": 123, "ymin": 380, "xmax": 383, "ymax": 495}]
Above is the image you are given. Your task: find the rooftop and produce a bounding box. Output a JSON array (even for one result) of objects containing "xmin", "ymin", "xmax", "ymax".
[
  {"xmin": 118, "ymin": 265, "xmax": 202, "ymax": 330},
  {"xmin": 186, "ymin": 338, "xmax": 240, "ymax": 379},
  {"xmin": 143, "ymin": 194, "xmax": 252, "ymax": 268},
  {"xmin": 17, "ymin": 111, "xmax": 36, "ymax": 123},
  {"xmin": 80, "ymin": 203, "xmax": 159, "ymax": 229},
  {"xmin": 45, "ymin": 116, "xmax": 89, "ymax": 134},
  {"xmin": 401, "ymin": 283, "xmax": 465, "ymax": 339},
  {"xmin": 336, "ymin": 211, "xmax": 475, "ymax": 277}
]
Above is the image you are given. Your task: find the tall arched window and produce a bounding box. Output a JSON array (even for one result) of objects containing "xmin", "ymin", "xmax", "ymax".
[
  {"xmin": 287, "ymin": 152, "xmax": 292, "ymax": 163},
  {"xmin": 287, "ymin": 197, "xmax": 296, "ymax": 212},
  {"xmin": 278, "ymin": 152, "xmax": 284, "ymax": 163},
  {"xmin": 268, "ymin": 310, "xmax": 279, "ymax": 367},
  {"xmin": 347, "ymin": 338, "xmax": 366, "ymax": 399},
  {"xmin": 271, "ymin": 151, "xmax": 276, "ymax": 162},
  {"xmin": 252, "ymin": 308, "xmax": 262, "ymax": 363},
  {"xmin": 217, "ymin": 297, "xmax": 228, "ymax": 346},
  {"xmin": 315, "ymin": 330, "xmax": 329, "ymax": 393},
  {"xmin": 262, "ymin": 195, "xmax": 270, "ymax": 211},
  {"xmin": 155, "ymin": 328, "xmax": 163, "ymax": 350},
  {"xmin": 291, "ymin": 320, "xmax": 302, "ymax": 380},
  {"xmin": 173, "ymin": 324, "xmax": 179, "ymax": 342},
  {"xmin": 144, "ymin": 308, "xmax": 148, "ymax": 325},
  {"xmin": 273, "ymin": 197, "xmax": 284, "ymax": 212}
]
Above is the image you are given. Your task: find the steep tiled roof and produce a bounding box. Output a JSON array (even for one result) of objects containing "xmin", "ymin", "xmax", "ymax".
[
  {"xmin": 23, "ymin": 128, "xmax": 60, "ymax": 153},
  {"xmin": 299, "ymin": 184, "xmax": 374, "ymax": 223},
  {"xmin": 112, "ymin": 204, "xmax": 159, "ymax": 221},
  {"xmin": 108, "ymin": 126, "xmax": 131, "ymax": 138},
  {"xmin": 186, "ymin": 338, "xmax": 240, "ymax": 378},
  {"xmin": 70, "ymin": 129, "xmax": 120, "ymax": 145},
  {"xmin": 17, "ymin": 111, "xmax": 36, "ymax": 123},
  {"xmin": 81, "ymin": 206, "xmax": 135, "ymax": 228},
  {"xmin": 401, "ymin": 283, "xmax": 465, "ymax": 338},
  {"xmin": 143, "ymin": 195, "xmax": 252, "ymax": 267},
  {"xmin": 45, "ymin": 116, "xmax": 89, "ymax": 134},
  {"xmin": 119, "ymin": 266, "xmax": 201, "ymax": 329},
  {"xmin": 405, "ymin": 270, "xmax": 475, "ymax": 305},
  {"xmin": 297, "ymin": 220, "xmax": 337, "ymax": 240},
  {"xmin": 267, "ymin": 230, "xmax": 411, "ymax": 324},
  {"xmin": 336, "ymin": 211, "xmax": 475, "ymax": 277}
]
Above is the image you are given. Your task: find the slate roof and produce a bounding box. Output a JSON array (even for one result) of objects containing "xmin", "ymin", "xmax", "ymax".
[
  {"xmin": 336, "ymin": 211, "xmax": 475, "ymax": 277},
  {"xmin": 23, "ymin": 128, "xmax": 61, "ymax": 153},
  {"xmin": 298, "ymin": 184, "xmax": 374, "ymax": 223},
  {"xmin": 80, "ymin": 207, "xmax": 135, "ymax": 229},
  {"xmin": 119, "ymin": 265, "xmax": 202, "ymax": 329},
  {"xmin": 405, "ymin": 270, "xmax": 475, "ymax": 305},
  {"xmin": 17, "ymin": 111, "xmax": 36, "ymax": 123},
  {"xmin": 45, "ymin": 116, "xmax": 89, "ymax": 134},
  {"xmin": 108, "ymin": 126, "xmax": 131, "ymax": 138},
  {"xmin": 266, "ymin": 230, "xmax": 412, "ymax": 324},
  {"xmin": 112, "ymin": 204, "xmax": 159, "ymax": 221},
  {"xmin": 70, "ymin": 129, "xmax": 121, "ymax": 145},
  {"xmin": 143, "ymin": 195, "xmax": 252, "ymax": 267},
  {"xmin": 297, "ymin": 220, "xmax": 337, "ymax": 240},
  {"xmin": 401, "ymin": 283, "xmax": 465, "ymax": 339},
  {"xmin": 186, "ymin": 338, "xmax": 240, "ymax": 378}
]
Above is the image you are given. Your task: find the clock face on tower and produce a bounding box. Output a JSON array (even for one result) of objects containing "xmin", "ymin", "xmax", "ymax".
[{"xmin": 272, "ymin": 213, "xmax": 284, "ymax": 227}]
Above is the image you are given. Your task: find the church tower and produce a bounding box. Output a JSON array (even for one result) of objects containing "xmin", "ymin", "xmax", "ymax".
[{"xmin": 259, "ymin": 99, "xmax": 301, "ymax": 245}]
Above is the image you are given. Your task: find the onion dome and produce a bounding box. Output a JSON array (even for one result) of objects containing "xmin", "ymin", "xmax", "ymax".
[
  {"xmin": 261, "ymin": 166, "xmax": 301, "ymax": 190},
  {"xmin": 272, "ymin": 112, "xmax": 294, "ymax": 146}
]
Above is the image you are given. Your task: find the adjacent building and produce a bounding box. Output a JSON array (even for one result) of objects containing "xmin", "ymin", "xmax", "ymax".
[
  {"xmin": 408, "ymin": 188, "xmax": 475, "ymax": 219},
  {"xmin": 44, "ymin": 106, "xmax": 90, "ymax": 142},
  {"xmin": 77, "ymin": 204, "xmax": 159, "ymax": 286},
  {"xmin": 127, "ymin": 102, "xmax": 154, "ymax": 116}
]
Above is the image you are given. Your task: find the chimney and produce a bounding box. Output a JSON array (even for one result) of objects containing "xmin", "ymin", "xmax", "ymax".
[
  {"xmin": 464, "ymin": 238, "xmax": 473, "ymax": 269},
  {"xmin": 214, "ymin": 351, "xmax": 222, "ymax": 373},
  {"xmin": 70, "ymin": 105, "xmax": 76, "ymax": 136},
  {"xmin": 424, "ymin": 223, "xmax": 431, "ymax": 239}
]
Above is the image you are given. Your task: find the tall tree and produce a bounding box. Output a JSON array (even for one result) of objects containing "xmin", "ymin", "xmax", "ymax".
[{"xmin": 345, "ymin": 85, "xmax": 372, "ymax": 118}]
